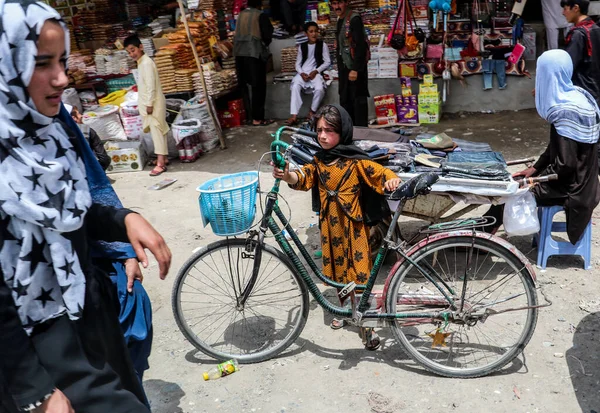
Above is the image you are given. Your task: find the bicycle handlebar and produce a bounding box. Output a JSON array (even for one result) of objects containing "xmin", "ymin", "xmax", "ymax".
[{"xmin": 271, "ymin": 126, "xmax": 317, "ymax": 168}]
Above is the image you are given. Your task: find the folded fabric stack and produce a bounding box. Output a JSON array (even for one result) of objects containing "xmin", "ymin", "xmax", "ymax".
[
  {"xmin": 67, "ymin": 69, "xmax": 87, "ymax": 86},
  {"xmin": 349, "ymin": 0, "xmax": 367, "ymax": 9},
  {"xmin": 126, "ymin": 3, "xmax": 150, "ymax": 19},
  {"xmin": 192, "ymin": 72, "xmax": 206, "ymax": 99},
  {"xmin": 280, "ymin": 46, "xmax": 298, "ymax": 73},
  {"xmin": 154, "ymin": 49, "xmax": 178, "ymax": 94},
  {"xmin": 140, "ymin": 38, "xmax": 156, "ymax": 57},
  {"xmin": 295, "ymin": 32, "xmax": 308, "ymax": 45},
  {"xmin": 68, "ymin": 50, "xmax": 96, "ymax": 76},
  {"xmin": 94, "ymin": 48, "xmax": 112, "ymax": 76},
  {"xmin": 273, "ymin": 24, "xmax": 290, "ymax": 39},
  {"xmin": 115, "ymin": 51, "xmax": 136, "ymax": 74},
  {"xmin": 175, "ymin": 69, "xmax": 197, "ymax": 93},
  {"xmin": 148, "ymin": 16, "xmax": 172, "ymax": 35},
  {"xmin": 221, "ymin": 57, "xmax": 236, "ymax": 70}
]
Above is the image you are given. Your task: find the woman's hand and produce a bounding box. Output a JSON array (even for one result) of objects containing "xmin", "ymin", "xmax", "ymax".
[
  {"xmin": 384, "ymin": 178, "xmax": 402, "ymax": 192},
  {"xmin": 348, "ymin": 70, "xmax": 358, "ymax": 81},
  {"xmin": 34, "ymin": 390, "xmax": 74, "ymax": 413},
  {"xmin": 124, "ymin": 214, "xmax": 172, "ymax": 280},
  {"xmin": 512, "ymin": 167, "xmax": 537, "ymax": 179},
  {"xmin": 124, "ymin": 258, "xmax": 143, "ymax": 293}
]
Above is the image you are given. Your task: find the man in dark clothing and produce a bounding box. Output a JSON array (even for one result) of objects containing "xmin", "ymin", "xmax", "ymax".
[
  {"xmin": 332, "ymin": 0, "xmax": 369, "ymax": 127},
  {"xmin": 280, "ymin": 0, "xmax": 307, "ymax": 35},
  {"xmin": 233, "ymin": 0, "xmax": 275, "ymax": 125},
  {"xmin": 562, "ymin": 0, "xmax": 600, "ymax": 105},
  {"xmin": 66, "ymin": 104, "xmax": 111, "ymax": 171}
]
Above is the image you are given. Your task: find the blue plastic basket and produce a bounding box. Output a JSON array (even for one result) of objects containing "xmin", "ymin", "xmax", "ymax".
[{"xmin": 197, "ymin": 171, "xmax": 259, "ymax": 236}]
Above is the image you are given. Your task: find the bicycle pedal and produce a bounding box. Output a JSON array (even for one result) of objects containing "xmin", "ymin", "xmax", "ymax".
[{"xmin": 338, "ymin": 282, "xmax": 357, "ymax": 300}]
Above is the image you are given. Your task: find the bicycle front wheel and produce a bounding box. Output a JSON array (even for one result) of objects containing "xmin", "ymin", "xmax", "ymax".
[
  {"xmin": 386, "ymin": 235, "xmax": 538, "ymax": 378},
  {"xmin": 172, "ymin": 238, "xmax": 309, "ymax": 363}
]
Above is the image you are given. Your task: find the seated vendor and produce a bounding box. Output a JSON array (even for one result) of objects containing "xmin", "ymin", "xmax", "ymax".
[
  {"xmin": 485, "ymin": 49, "xmax": 600, "ymax": 243},
  {"xmin": 286, "ymin": 22, "xmax": 331, "ymax": 126},
  {"xmin": 66, "ymin": 104, "xmax": 111, "ymax": 171}
]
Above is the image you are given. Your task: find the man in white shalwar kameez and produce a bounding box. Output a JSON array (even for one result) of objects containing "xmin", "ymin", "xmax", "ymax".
[
  {"xmin": 542, "ymin": 0, "xmax": 570, "ymax": 50},
  {"xmin": 125, "ymin": 35, "xmax": 170, "ymax": 176},
  {"xmin": 286, "ymin": 22, "xmax": 331, "ymax": 125}
]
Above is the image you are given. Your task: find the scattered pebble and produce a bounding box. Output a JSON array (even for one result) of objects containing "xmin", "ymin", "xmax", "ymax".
[
  {"xmin": 543, "ymin": 341, "xmax": 554, "ymax": 347},
  {"xmin": 554, "ymin": 353, "xmax": 565, "ymax": 358}
]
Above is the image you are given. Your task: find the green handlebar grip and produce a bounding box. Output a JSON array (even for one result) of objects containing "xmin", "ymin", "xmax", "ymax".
[{"xmin": 271, "ymin": 140, "xmax": 289, "ymax": 169}]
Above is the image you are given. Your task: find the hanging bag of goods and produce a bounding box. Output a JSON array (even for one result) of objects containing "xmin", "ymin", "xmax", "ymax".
[{"xmin": 388, "ymin": 0, "xmax": 406, "ymax": 50}]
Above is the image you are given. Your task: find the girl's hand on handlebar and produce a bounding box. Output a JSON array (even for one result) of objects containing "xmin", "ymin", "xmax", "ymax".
[
  {"xmin": 384, "ymin": 178, "xmax": 402, "ymax": 192},
  {"xmin": 271, "ymin": 161, "xmax": 298, "ymax": 184}
]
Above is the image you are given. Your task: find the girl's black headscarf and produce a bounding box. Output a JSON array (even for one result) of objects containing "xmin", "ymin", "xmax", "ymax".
[{"xmin": 313, "ymin": 104, "xmax": 370, "ymax": 163}]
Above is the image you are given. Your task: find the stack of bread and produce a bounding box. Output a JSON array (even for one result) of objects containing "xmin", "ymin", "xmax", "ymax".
[{"xmin": 153, "ymin": 49, "xmax": 178, "ymax": 94}]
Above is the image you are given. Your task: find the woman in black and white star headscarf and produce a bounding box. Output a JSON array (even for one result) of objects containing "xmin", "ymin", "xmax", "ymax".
[{"xmin": 0, "ymin": 1, "xmax": 172, "ymax": 412}]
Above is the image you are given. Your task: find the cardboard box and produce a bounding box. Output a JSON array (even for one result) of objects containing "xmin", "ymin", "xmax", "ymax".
[
  {"xmin": 105, "ymin": 140, "xmax": 147, "ymax": 173},
  {"xmin": 374, "ymin": 94, "xmax": 397, "ymax": 125},
  {"xmin": 399, "ymin": 62, "xmax": 417, "ymax": 78},
  {"xmin": 152, "ymin": 29, "xmax": 178, "ymax": 51},
  {"xmin": 419, "ymin": 84, "xmax": 438, "ymax": 94},
  {"xmin": 418, "ymin": 102, "xmax": 441, "ymax": 124}
]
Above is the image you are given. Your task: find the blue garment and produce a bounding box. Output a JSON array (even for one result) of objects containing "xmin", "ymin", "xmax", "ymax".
[
  {"xmin": 535, "ymin": 49, "xmax": 600, "ymax": 144},
  {"xmin": 58, "ymin": 105, "xmax": 153, "ymax": 394},
  {"xmin": 482, "ymin": 59, "xmax": 507, "ymax": 90},
  {"xmin": 447, "ymin": 151, "xmax": 506, "ymax": 165}
]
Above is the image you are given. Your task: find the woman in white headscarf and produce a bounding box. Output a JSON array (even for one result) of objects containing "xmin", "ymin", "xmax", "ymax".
[
  {"xmin": 486, "ymin": 49, "xmax": 600, "ymax": 243},
  {"xmin": 0, "ymin": 1, "xmax": 171, "ymax": 412}
]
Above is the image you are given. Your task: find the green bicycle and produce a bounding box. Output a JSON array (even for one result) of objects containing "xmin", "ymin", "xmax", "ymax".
[{"xmin": 172, "ymin": 126, "xmax": 540, "ymax": 378}]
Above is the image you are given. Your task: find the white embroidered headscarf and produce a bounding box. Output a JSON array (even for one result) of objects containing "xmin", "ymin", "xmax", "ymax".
[{"xmin": 0, "ymin": 0, "xmax": 92, "ymax": 333}]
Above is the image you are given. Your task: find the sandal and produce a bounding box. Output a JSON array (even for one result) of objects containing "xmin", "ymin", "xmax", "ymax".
[
  {"xmin": 330, "ymin": 318, "xmax": 346, "ymax": 330},
  {"xmin": 149, "ymin": 165, "xmax": 167, "ymax": 176},
  {"xmin": 362, "ymin": 328, "xmax": 381, "ymax": 351},
  {"xmin": 149, "ymin": 159, "xmax": 170, "ymax": 166},
  {"xmin": 285, "ymin": 117, "xmax": 298, "ymax": 126},
  {"xmin": 251, "ymin": 119, "xmax": 275, "ymax": 126}
]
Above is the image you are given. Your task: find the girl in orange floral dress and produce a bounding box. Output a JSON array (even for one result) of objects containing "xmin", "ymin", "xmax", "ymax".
[{"xmin": 273, "ymin": 104, "xmax": 401, "ymax": 349}]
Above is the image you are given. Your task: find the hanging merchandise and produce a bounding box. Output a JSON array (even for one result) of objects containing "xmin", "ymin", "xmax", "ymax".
[{"xmin": 387, "ymin": 3, "xmax": 406, "ymax": 50}]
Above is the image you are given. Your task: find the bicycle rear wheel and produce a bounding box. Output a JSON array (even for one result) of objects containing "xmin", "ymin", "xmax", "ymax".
[
  {"xmin": 386, "ymin": 235, "xmax": 538, "ymax": 378},
  {"xmin": 172, "ymin": 238, "xmax": 309, "ymax": 363}
]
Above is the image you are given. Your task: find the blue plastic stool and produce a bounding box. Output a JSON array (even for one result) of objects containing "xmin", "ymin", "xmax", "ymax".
[{"xmin": 533, "ymin": 205, "xmax": 592, "ymax": 270}]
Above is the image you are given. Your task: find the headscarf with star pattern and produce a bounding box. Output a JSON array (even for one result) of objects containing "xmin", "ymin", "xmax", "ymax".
[{"xmin": 0, "ymin": 0, "xmax": 91, "ymax": 334}]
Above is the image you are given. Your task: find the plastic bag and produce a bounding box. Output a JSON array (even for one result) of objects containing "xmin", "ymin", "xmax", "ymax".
[{"xmin": 503, "ymin": 189, "xmax": 539, "ymax": 236}]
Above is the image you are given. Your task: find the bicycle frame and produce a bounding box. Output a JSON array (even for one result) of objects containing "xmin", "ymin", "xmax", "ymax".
[{"xmin": 238, "ymin": 127, "xmax": 459, "ymax": 323}]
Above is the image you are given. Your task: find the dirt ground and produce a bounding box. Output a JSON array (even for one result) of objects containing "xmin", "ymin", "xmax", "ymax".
[{"xmin": 111, "ymin": 109, "xmax": 600, "ymax": 413}]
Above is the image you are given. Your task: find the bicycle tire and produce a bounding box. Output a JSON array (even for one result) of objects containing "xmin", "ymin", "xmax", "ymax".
[
  {"xmin": 386, "ymin": 235, "xmax": 538, "ymax": 378},
  {"xmin": 172, "ymin": 238, "xmax": 309, "ymax": 364}
]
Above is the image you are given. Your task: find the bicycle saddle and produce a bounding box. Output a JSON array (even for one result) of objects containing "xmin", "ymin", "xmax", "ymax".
[{"xmin": 387, "ymin": 172, "xmax": 439, "ymax": 200}]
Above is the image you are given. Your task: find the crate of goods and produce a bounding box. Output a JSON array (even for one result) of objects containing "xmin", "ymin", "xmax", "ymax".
[
  {"xmin": 106, "ymin": 75, "xmax": 136, "ymax": 93},
  {"xmin": 104, "ymin": 140, "xmax": 147, "ymax": 173},
  {"xmin": 83, "ymin": 105, "xmax": 127, "ymax": 141},
  {"xmin": 197, "ymin": 171, "xmax": 259, "ymax": 236}
]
